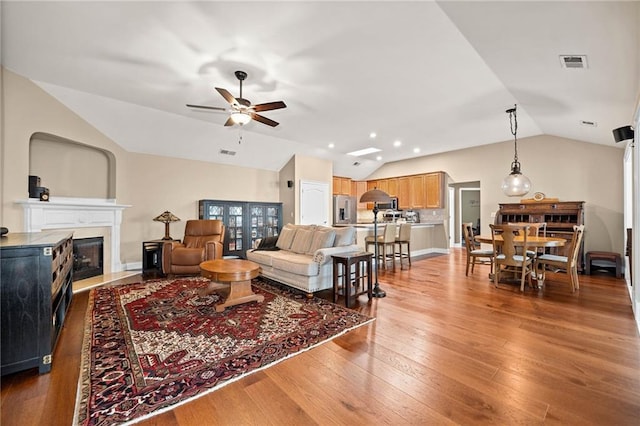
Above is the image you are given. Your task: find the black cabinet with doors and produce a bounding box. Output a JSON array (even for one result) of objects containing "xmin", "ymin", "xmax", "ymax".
[
  {"xmin": 1, "ymin": 231, "xmax": 74, "ymax": 375},
  {"xmin": 199, "ymin": 200, "xmax": 283, "ymax": 258}
]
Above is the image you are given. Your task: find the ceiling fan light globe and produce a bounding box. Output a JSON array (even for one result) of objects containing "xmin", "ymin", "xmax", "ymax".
[{"xmin": 230, "ymin": 112, "xmax": 251, "ymax": 125}]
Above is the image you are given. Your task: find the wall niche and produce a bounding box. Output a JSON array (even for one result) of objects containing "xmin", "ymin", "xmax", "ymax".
[{"xmin": 29, "ymin": 132, "xmax": 116, "ymax": 199}]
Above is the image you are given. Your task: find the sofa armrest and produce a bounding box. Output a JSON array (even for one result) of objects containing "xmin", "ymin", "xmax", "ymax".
[{"xmin": 313, "ymin": 244, "xmax": 360, "ymax": 265}]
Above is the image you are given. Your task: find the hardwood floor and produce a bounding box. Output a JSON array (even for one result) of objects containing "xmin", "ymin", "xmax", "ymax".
[{"xmin": 2, "ymin": 248, "xmax": 639, "ymax": 425}]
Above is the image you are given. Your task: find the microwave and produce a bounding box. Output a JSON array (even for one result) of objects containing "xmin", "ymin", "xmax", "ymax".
[{"xmin": 376, "ymin": 197, "xmax": 398, "ymax": 210}]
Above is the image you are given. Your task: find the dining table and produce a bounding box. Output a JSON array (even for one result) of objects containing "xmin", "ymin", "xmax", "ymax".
[{"xmin": 474, "ymin": 234, "xmax": 566, "ymax": 286}]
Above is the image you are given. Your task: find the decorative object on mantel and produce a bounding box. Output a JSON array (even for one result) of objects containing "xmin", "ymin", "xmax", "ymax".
[
  {"xmin": 74, "ymin": 277, "xmax": 373, "ymax": 426},
  {"xmin": 501, "ymin": 104, "xmax": 531, "ymax": 197},
  {"xmin": 153, "ymin": 210, "xmax": 180, "ymax": 240},
  {"xmin": 360, "ymin": 187, "xmax": 392, "ymax": 298}
]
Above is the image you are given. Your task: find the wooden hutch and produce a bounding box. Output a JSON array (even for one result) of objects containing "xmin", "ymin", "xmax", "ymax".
[{"xmin": 495, "ymin": 200, "xmax": 585, "ymax": 271}]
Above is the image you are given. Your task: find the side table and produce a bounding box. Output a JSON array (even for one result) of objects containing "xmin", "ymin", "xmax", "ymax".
[
  {"xmin": 332, "ymin": 252, "xmax": 373, "ymax": 308},
  {"xmin": 142, "ymin": 240, "xmax": 175, "ymax": 278}
]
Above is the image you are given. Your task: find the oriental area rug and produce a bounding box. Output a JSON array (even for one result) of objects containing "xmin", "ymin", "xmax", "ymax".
[{"xmin": 73, "ymin": 277, "xmax": 373, "ymax": 426}]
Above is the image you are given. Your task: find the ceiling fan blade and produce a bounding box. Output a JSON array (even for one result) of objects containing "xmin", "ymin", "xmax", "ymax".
[
  {"xmin": 252, "ymin": 101, "xmax": 287, "ymax": 112},
  {"xmin": 223, "ymin": 116, "xmax": 235, "ymax": 127},
  {"xmin": 215, "ymin": 87, "xmax": 237, "ymax": 105},
  {"xmin": 250, "ymin": 112, "xmax": 279, "ymax": 127},
  {"xmin": 186, "ymin": 104, "xmax": 226, "ymax": 111}
]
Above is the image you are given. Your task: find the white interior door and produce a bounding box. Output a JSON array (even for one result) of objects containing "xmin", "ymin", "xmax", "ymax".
[{"xmin": 300, "ymin": 180, "xmax": 329, "ymax": 225}]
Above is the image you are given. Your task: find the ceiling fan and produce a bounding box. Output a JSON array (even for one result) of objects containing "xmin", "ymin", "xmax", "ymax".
[{"xmin": 187, "ymin": 70, "xmax": 286, "ymax": 127}]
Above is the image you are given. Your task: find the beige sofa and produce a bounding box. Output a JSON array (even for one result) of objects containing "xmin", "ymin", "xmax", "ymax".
[{"xmin": 246, "ymin": 224, "xmax": 359, "ymax": 295}]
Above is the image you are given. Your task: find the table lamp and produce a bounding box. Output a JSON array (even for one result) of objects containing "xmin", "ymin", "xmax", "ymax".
[
  {"xmin": 153, "ymin": 211, "xmax": 180, "ymax": 240},
  {"xmin": 359, "ymin": 188, "xmax": 391, "ymax": 298}
]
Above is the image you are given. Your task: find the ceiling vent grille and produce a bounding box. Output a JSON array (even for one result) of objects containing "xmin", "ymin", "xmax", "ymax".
[
  {"xmin": 559, "ymin": 55, "xmax": 588, "ymax": 69},
  {"xmin": 219, "ymin": 149, "xmax": 236, "ymax": 156}
]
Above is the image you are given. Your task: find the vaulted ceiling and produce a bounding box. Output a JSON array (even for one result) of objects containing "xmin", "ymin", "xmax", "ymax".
[{"xmin": 3, "ymin": 1, "xmax": 638, "ymax": 180}]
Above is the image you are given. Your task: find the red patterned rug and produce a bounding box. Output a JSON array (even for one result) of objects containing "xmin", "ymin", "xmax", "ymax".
[{"xmin": 73, "ymin": 277, "xmax": 373, "ymax": 426}]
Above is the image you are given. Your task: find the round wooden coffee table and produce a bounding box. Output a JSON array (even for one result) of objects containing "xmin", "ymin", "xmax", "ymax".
[{"xmin": 199, "ymin": 259, "xmax": 263, "ymax": 312}]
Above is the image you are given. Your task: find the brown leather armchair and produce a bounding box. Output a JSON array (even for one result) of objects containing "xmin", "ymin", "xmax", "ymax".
[{"xmin": 162, "ymin": 220, "xmax": 225, "ymax": 275}]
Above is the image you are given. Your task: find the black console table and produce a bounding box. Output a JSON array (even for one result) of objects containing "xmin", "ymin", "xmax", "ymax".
[{"xmin": 1, "ymin": 231, "xmax": 74, "ymax": 375}]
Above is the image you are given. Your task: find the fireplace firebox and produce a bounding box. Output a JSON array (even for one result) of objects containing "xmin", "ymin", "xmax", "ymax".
[{"xmin": 73, "ymin": 237, "xmax": 104, "ymax": 281}]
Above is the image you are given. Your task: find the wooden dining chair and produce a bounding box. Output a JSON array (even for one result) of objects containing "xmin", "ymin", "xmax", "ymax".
[
  {"xmin": 535, "ymin": 225, "xmax": 585, "ymax": 292},
  {"xmin": 490, "ymin": 223, "xmax": 535, "ymax": 291},
  {"xmin": 462, "ymin": 222, "xmax": 493, "ymax": 276},
  {"xmin": 507, "ymin": 222, "xmax": 547, "ymax": 257}
]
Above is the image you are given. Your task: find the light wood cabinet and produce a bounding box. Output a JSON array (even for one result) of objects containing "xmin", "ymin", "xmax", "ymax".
[
  {"xmin": 397, "ymin": 177, "xmax": 411, "ymax": 209},
  {"xmin": 387, "ymin": 178, "xmax": 398, "ymax": 197},
  {"xmin": 332, "ymin": 176, "xmax": 352, "ymax": 195},
  {"xmin": 409, "ymin": 175, "xmax": 425, "ymax": 208},
  {"xmin": 355, "ymin": 181, "xmax": 368, "ymax": 209},
  {"xmin": 425, "ymin": 172, "xmax": 443, "ymax": 208},
  {"xmin": 365, "ymin": 171, "xmax": 444, "ymax": 210}
]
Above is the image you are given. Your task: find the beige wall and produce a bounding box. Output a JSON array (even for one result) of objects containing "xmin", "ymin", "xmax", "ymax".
[
  {"xmin": 2, "ymin": 69, "xmax": 281, "ymax": 264},
  {"xmin": 368, "ymin": 136, "xmax": 625, "ymax": 255}
]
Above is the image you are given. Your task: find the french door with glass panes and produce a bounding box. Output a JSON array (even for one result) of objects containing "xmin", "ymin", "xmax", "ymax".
[{"xmin": 198, "ymin": 200, "xmax": 282, "ymax": 258}]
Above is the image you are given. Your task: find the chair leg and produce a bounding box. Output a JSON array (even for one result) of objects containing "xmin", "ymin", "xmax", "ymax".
[
  {"xmin": 407, "ymin": 242, "xmax": 411, "ymax": 267},
  {"xmin": 466, "ymin": 256, "xmax": 471, "ymax": 276}
]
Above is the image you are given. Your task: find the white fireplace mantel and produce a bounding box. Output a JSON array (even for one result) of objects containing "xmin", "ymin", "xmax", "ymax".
[{"xmin": 16, "ymin": 197, "xmax": 131, "ymax": 272}]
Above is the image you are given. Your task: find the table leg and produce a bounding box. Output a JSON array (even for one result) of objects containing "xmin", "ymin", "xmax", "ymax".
[{"xmin": 214, "ymin": 280, "xmax": 264, "ymax": 312}]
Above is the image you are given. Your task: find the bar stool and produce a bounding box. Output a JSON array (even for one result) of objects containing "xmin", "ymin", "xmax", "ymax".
[
  {"xmin": 395, "ymin": 223, "xmax": 412, "ymax": 269},
  {"xmin": 365, "ymin": 223, "xmax": 397, "ymax": 271}
]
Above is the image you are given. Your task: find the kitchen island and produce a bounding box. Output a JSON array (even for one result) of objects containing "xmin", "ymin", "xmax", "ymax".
[{"xmin": 335, "ymin": 221, "xmax": 449, "ymax": 258}]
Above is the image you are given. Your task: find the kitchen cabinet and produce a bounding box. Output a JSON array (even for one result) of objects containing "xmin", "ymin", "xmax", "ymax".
[
  {"xmin": 199, "ymin": 200, "xmax": 283, "ymax": 258},
  {"xmin": 332, "ymin": 176, "xmax": 352, "ymax": 195},
  {"xmin": 425, "ymin": 172, "xmax": 444, "ymax": 208},
  {"xmin": 409, "ymin": 174, "xmax": 425, "ymax": 208},
  {"xmin": 1, "ymin": 231, "xmax": 74, "ymax": 375},
  {"xmin": 397, "ymin": 177, "xmax": 411, "ymax": 209},
  {"xmin": 387, "ymin": 178, "xmax": 398, "ymax": 197},
  {"xmin": 354, "ymin": 181, "xmax": 368, "ymax": 209}
]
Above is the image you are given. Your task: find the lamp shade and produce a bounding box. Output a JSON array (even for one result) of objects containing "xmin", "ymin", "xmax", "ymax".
[
  {"xmin": 153, "ymin": 211, "xmax": 180, "ymax": 223},
  {"xmin": 359, "ymin": 188, "xmax": 391, "ymax": 204}
]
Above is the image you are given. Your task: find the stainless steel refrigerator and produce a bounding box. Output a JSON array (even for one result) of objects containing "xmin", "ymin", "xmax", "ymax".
[{"xmin": 333, "ymin": 195, "xmax": 357, "ymax": 224}]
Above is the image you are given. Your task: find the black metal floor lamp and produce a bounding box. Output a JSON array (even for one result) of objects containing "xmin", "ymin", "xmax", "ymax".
[{"xmin": 359, "ymin": 188, "xmax": 391, "ymax": 298}]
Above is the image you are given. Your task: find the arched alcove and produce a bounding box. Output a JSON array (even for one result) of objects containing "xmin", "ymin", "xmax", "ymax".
[{"xmin": 29, "ymin": 132, "xmax": 116, "ymax": 199}]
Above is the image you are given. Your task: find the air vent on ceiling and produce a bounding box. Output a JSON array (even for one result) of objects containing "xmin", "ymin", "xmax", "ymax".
[
  {"xmin": 219, "ymin": 149, "xmax": 236, "ymax": 156},
  {"xmin": 559, "ymin": 55, "xmax": 588, "ymax": 69},
  {"xmin": 353, "ymin": 161, "xmax": 361, "ymax": 166},
  {"xmin": 580, "ymin": 120, "xmax": 597, "ymax": 127}
]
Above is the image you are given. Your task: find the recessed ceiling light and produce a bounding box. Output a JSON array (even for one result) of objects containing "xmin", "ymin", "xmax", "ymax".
[
  {"xmin": 328, "ymin": 143, "xmax": 335, "ymax": 148},
  {"xmin": 369, "ymin": 132, "xmax": 377, "ymax": 139},
  {"xmin": 393, "ymin": 140, "xmax": 402, "ymax": 147},
  {"xmin": 376, "ymin": 155, "xmax": 382, "ymax": 161},
  {"xmin": 413, "ymin": 147, "xmax": 421, "ymax": 154},
  {"xmin": 347, "ymin": 147, "xmax": 382, "ymax": 156}
]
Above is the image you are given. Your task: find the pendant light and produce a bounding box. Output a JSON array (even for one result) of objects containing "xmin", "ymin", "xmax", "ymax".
[{"xmin": 501, "ymin": 104, "xmax": 531, "ymax": 197}]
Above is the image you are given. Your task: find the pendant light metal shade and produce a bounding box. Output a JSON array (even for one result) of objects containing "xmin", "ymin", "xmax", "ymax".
[{"xmin": 502, "ymin": 104, "xmax": 531, "ymax": 197}]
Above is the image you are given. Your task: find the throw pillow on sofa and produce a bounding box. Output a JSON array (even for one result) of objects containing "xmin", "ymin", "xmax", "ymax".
[
  {"xmin": 276, "ymin": 224, "xmax": 297, "ymax": 250},
  {"xmin": 334, "ymin": 226, "xmax": 356, "ymax": 246},
  {"xmin": 290, "ymin": 228, "xmax": 315, "ymax": 254},
  {"xmin": 305, "ymin": 229, "xmax": 336, "ymax": 255}
]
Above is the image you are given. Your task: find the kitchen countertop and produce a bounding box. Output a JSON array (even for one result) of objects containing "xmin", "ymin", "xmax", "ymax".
[{"xmin": 334, "ymin": 221, "xmax": 444, "ymax": 228}]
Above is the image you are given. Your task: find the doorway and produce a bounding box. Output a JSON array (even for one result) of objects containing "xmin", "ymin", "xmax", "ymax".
[{"xmin": 299, "ymin": 180, "xmax": 330, "ymax": 226}]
